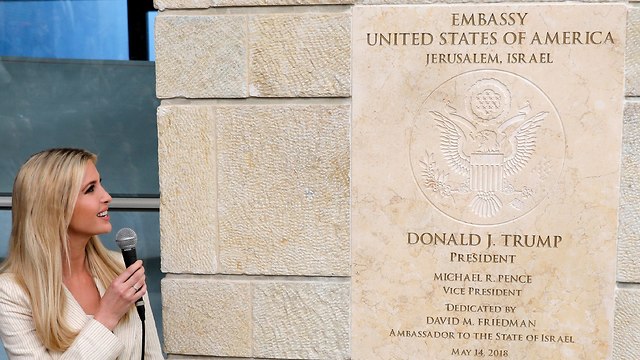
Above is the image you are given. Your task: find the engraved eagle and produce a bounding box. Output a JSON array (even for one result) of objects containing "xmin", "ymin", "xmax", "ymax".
[
  {"xmin": 428, "ymin": 104, "xmax": 548, "ymax": 217},
  {"xmin": 430, "ymin": 104, "xmax": 547, "ymax": 180}
]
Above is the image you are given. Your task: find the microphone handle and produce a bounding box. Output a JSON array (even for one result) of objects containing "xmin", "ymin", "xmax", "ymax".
[
  {"xmin": 121, "ymin": 248, "xmax": 146, "ymax": 321},
  {"xmin": 121, "ymin": 247, "xmax": 137, "ymax": 268}
]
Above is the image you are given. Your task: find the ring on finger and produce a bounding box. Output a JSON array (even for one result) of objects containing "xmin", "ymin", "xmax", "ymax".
[{"xmin": 132, "ymin": 284, "xmax": 140, "ymax": 292}]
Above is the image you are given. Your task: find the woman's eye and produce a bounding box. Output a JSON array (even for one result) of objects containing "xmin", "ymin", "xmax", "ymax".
[{"xmin": 85, "ymin": 185, "xmax": 95, "ymax": 194}]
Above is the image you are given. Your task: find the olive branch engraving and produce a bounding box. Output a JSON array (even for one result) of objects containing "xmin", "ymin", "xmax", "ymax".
[{"xmin": 419, "ymin": 152, "xmax": 453, "ymax": 199}]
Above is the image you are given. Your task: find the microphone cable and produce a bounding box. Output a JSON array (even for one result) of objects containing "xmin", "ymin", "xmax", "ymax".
[{"xmin": 140, "ymin": 313, "xmax": 146, "ymax": 360}]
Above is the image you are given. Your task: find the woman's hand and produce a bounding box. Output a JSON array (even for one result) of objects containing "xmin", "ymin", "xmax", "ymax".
[{"xmin": 93, "ymin": 260, "xmax": 147, "ymax": 331}]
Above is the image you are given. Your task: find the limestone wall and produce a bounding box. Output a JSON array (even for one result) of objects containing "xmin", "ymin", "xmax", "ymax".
[
  {"xmin": 155, "ymin": 1, "xmax": 639, "ymax": 358},
  {"xmin": 616, "ymin": 3, "xmax": 640, "ymax": 359}
]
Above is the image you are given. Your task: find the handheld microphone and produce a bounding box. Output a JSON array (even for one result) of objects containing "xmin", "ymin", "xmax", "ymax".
[{"xmin": 115, "ymin": 228, "xmax": 146, "ymax": 321}]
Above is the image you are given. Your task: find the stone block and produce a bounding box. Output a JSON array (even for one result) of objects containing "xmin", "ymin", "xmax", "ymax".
[
  {"xmin": 626, "ymin": 7, "xmax": 640, "ymax": 95},
  {"xmin": 358, "ymin": 0, "xmax": 620, "ymax": 3},
  {"xmin": 215, "ymin": 104, "xmax": 350, "ymax": 276},
  {"xmin": 614, "ymin": 287, "xmax": 640, "ymax": 359},
  {"xmin": 618, "ymin": 102, "xmax": 640, "ymax": 282},
  {"xmin": 155, "ymin": 14, "xmax": 247, "ymax": 99},
  {"xmin": 249, "ymin": 13, "xmax": 350, "ymax": 97},
  {"xmin": 252, "ymin": 281, "xmax": 350, "ymax": 359},
  {"xmin": 158, "ymin": 105, "xmax": 217, "ymax": 273},
  {"xmin": 162, "ymin": 277, "xmax": 252, "ymax": 356},
  {"xmin": 154, "ymin": 0, "xmax": 353, "ymax": 9},
  {"xmin": 167, "ymin": 356, "xmax": 242, "ymax": 360}
]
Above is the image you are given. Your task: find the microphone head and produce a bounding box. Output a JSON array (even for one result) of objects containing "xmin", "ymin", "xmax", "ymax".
[{"xmin": 115, "ymin": 228, "xmax": 137, "ymax": 250}]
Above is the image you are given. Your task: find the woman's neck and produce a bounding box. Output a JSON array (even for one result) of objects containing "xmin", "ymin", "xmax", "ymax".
[{"xmin": 63, "ymin": 238, "xmax": 90, "ymax": 279}]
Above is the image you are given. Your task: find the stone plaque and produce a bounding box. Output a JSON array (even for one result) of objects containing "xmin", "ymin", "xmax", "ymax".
[{"xmin": 352, "ymin": 4, "xmax": 625, "ymax": 359}]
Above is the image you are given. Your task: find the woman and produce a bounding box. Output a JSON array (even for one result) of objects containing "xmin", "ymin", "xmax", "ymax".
[{"xmin": 0, "ymin": 148, "xmax": 163, "ymax": 359}]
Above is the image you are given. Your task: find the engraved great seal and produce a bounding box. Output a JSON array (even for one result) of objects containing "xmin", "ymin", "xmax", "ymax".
[{"xmin": 410, "ymin": 70, "xmax": 565, "ymax": 225}]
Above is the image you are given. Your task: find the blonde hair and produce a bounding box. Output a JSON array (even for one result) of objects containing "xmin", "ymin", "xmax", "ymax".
[{"xmin": 0, "ymin": 148, "xmax": 126, "ymax": 352}]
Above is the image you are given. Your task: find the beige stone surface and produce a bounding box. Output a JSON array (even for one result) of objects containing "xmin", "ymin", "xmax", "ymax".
[
  {"xmin": 249, "ymin": 14, "xmax": 350, "ymax": 97},
  {"xmin": 614, "ymin": 287, "xmax": 640, "ymax": 359},
  {"xmin": 252, "ymin": 281, "xmax": 350, "ymax": 359},
  {"xmin": 352, "ymin": 4, "xmax": 624, "ymax": 359},
  {"xmin": 626, "ymin": 7, "xmax": 640, "ymax": 96},
  {"xmin": 167, "ymin": 356, "xmax": 218, "ymax": 360},
  {"xmin": 618, "ymin": 102, "xmax": 640, "ymax": 282},
  {"xmin": 357, "ymin": 0, "xmax": 622, "ymax": 3},
  {"xmin": 216, "ymin": 104, "xmax": 350, "ymax": 275},
  {"xmin": 154, "ymin": 0, "xmax": 353, "ymax": 9},
  {"xmin": 162, "ymin": 277, "xmax": 252, "ymax": 356},
  {"xmin": 158, "ymin": 105, "xmax": 218, "ymax": 273},
  {"xmin": 157, "ymin": 103, "xmax": 350, "ymax": 276},
  {"xmin": 155, "ymin": 14, "xmax": 247, "ymax": 99},
  {"xmin": 167, "ymin": 356, "xmax": 252, "ymax": 360}
]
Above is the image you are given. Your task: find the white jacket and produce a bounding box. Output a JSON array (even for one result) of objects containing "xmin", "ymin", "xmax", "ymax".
[{"xmin": 0, "ymin": 273, "xmax": 163, "ymax": 359}]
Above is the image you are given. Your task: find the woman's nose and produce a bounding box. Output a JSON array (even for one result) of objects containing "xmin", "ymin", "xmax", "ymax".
[{"xmin": 102, "ymin": 188, "xmax": 112, "ymax": 204}]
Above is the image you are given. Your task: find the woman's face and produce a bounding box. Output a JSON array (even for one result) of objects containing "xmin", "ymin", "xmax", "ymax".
[{"xmin": 67, "ymin": 161, "xmax": 112, "ymax": 242}]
